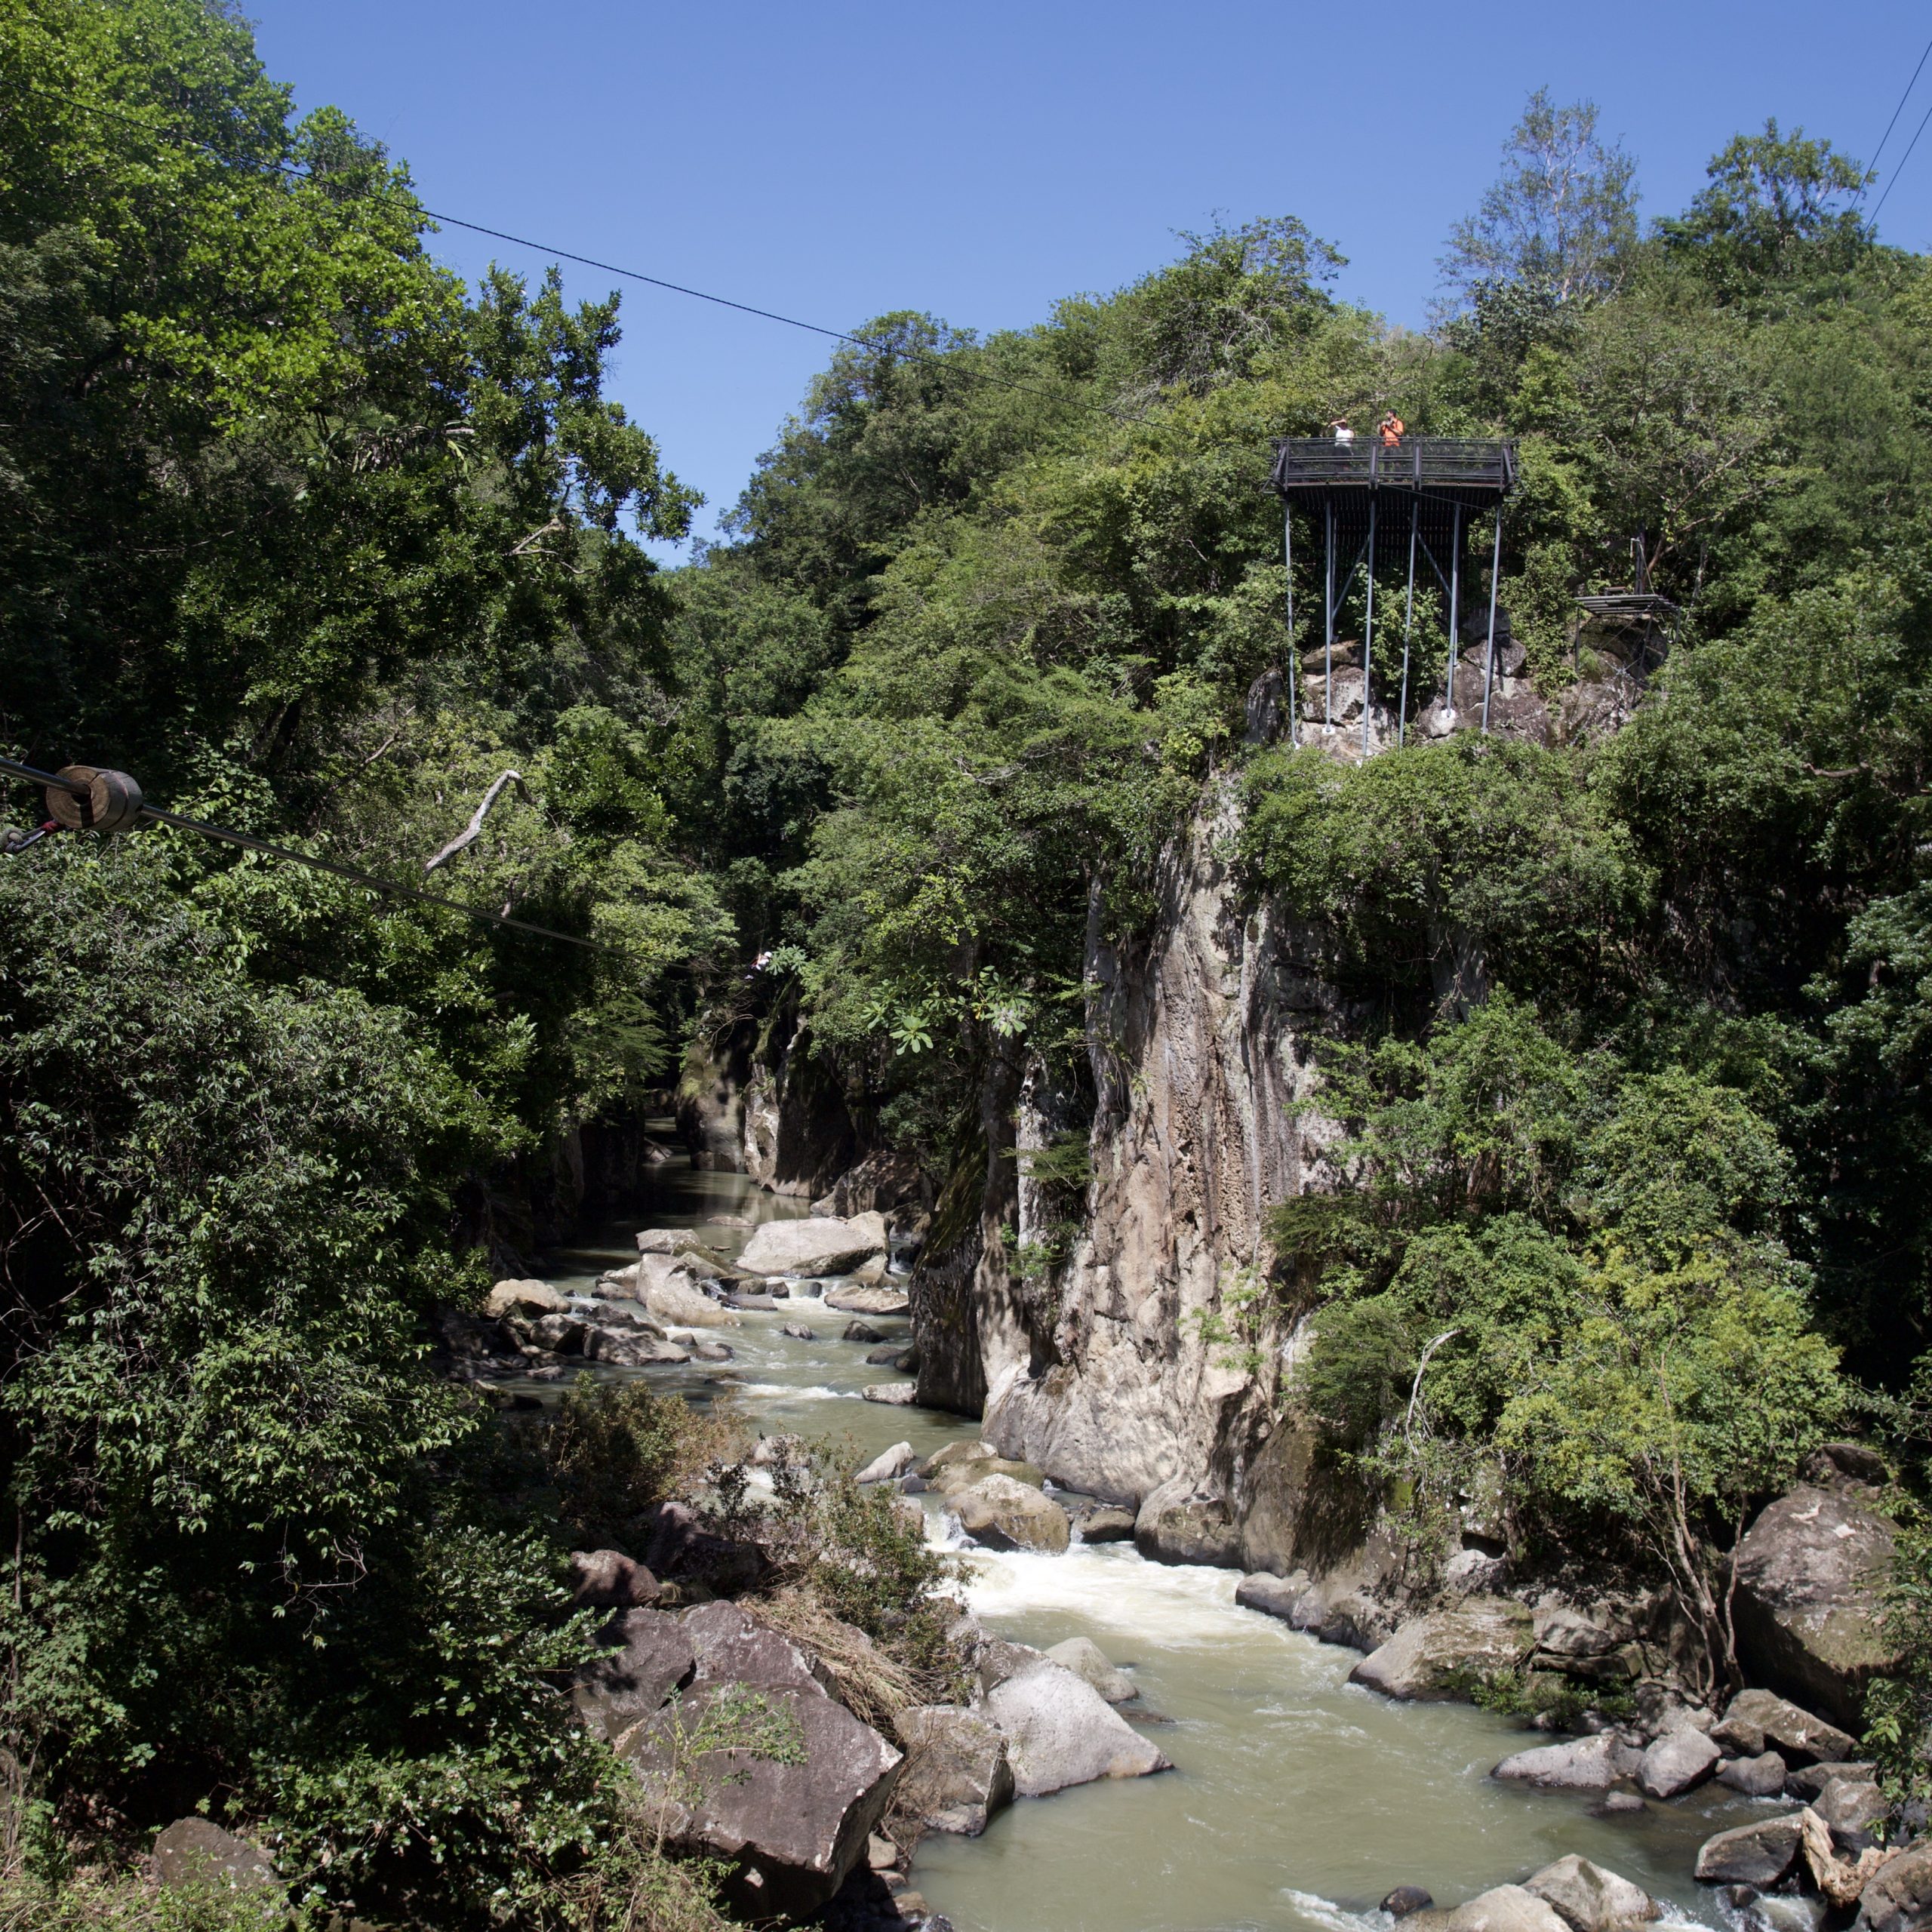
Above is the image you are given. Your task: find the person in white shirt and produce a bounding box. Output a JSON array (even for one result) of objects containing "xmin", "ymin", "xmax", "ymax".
[{"xmin": 1329, "ymin": 417, "xmax": 1355, "ymax": 445}]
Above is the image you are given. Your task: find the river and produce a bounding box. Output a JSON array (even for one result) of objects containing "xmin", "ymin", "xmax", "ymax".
[{"xmin": 537, "ymin": 1162, "xmax": 1770, "ymax": 1932}]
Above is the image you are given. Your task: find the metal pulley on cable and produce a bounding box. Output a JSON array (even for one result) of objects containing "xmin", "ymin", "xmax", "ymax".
[{"xmin": 42, "ymin": 764, "xmax": 143, "ymax": 832}]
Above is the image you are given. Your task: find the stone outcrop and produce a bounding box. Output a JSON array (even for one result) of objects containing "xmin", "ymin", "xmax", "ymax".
[
  {"xmin": 1493, "ymin": 1734, "xmax": 1640, "ymax": 1791},
  {"xmin": 1635, "ymin": 1725, "xmax": 1718, "ymax": 1799},
  {"xmin": 1523, "ymin": 1857, "xmax": 1658, "ymax": 1932},
  {"xmin": 1045, "ymin": 1637, "xmax": 1136, "ymax": 1703},
  {"xmin": 599, "ymin": 1602, "xmax": 901, "ymax": 1921},
  {"xmin": 949, "ymin": 1474, "xmax": 1071, "ymax": 1554},
  {"xmin": 1437, "ymin": 1884, "xmax": 1571, "ymax": 1932},
  {"xmin": 1349, "ymin": 1598, "xmax": 1534, "ymax": 1701},
  {"xmin": 1731, "ymin": 1484, "xmax": 1900, "ymax": 1729},
  {"xmin": 893, "ymin": 1704, "xmax": 1014, "ymax": 1836},
  {"xmin": 1134, "ymin": 1478, "xmax": 1242, "ymax": 1567},
  {"xmin": 739, "ymin": 1216, "xmax": 886, "ymax": 1279},
  {"xmin": 152, "ymin": 1819, "xmax": 279, "ymax": 1896},
  {"xmin": 1857, "ymin": 1843, "xmax": 1932, "ymax": 1932},
  {"xmin": 982, "ymin": 1656, "xmax": 1171, "ymax": 1796},
  {"xmin": 1694, "ymin": 1817, "xmax": 1804, "ymax": 1887},
  {"xmin": 1712, "ymin": 1686, "xmax": 1857, "ymax": 1764},
  {"xmin": 568, "ymin": 1549, "xmax": 660, "ymax": 1609}
]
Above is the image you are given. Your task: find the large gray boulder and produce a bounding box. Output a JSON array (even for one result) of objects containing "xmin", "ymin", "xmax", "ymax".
[
  {"xmin": 1732, "ymin": 1484, "xmax": 1900, "ymax": 1729},
  {"xmin": 1694, "ymin": 1816, "xmax": 1804, "ymax": 1886},
  {"xmin": 1075, "ymin": 1504, "xmax": 1137, "ymax": 1544},
  {"xmin": 632, "ymin": 1256, "xmax": 739, "ymax": 1329},
  {"xmin": 1350, "ymin": 1597, "xmax": 1534, "ymax": 1701},
  {"xmin": 1816, "ymin": 1775, "xmax": 1893, "ymax": 1850},
  {"xmin": 894, "ymin": 1704, "xmax": 1014, "ymax": 1836},
  {"xmin": 1494, "ymin": 1733, "xmax": 1640, "ymax": 1791},
  {"xmin": 983, "ymin": 1657, "xmax": 1171, "ymax": 1795},
  {"xmin": 1712, "ymin": 1686, "xmax": 1857, "ymax": 1764},
  {"xmin": 1524, "ymin": 1856, "xmax": 1659, "ymax": 1932},
  {"xmin": 824, "ymin": 1282, "xmax": 911, "ymax": 1316},
  {"xmin": 486, "ymin": 1278, "xmax": 567, "ymax": 1318},
  {"xmin": 1718, "ymin": 1750, "xmax": 1789, "ymax": 1796},
  {"xmin": 619, "ymin": 1678, "xmax": 900, "ymax": 1919},
  {"xmin": 738, "ymin": 1216, "xmax": 885, "ymax": 1278},
  {"xmin": 584, "ymin": 1326, "xmax": 691, "ymax": 1365},
  {"xmin": 1441, "ymin": 1884, "xmax": 1571, "ymax": 1932},
  {"xmin": 574, "ymin": 1607, "xmax": 697, "ymax": 1740},
  {"xmin": 1858, "ymin": 1844, "xmax": 1932, "ymax": 1932},
  {"xmin": 152, "ymin": 1819, "xmax": 279, "ymax": 1897},
  {"xmin": 860, "ymin": 1380, "xmax": 918, "ymax": 1406},
  {"xmin": 854, "ymin": 1441, "xmax": 915, "ymax": 1485},
  {"xmin": 1134, "ymin": 1478, "xmax": 1242, "ymax": 1567},
  {"xmin": 1046, "ymin": 1636, "xmax": 1136, "ymax": 1703},
  {"xmin": 1636, "ymin": 1724, "xmax": 1720, "ymax": 1798},
  {"xmin": 568, "ymin": 1549, "xmax": 660, "ymax": 1608},
  {"xmin": 950, "ymin": 1474, "xmax": 1071, "ymax": 1554}
]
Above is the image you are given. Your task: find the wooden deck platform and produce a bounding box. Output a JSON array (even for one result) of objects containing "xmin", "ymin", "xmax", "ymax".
[{"xmin": 1269, "ymin": 437, "xmax": 1516, "ymax": 497}]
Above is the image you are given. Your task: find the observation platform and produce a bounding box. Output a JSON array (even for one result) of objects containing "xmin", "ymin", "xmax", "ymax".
[{"xmin": 1263, "ymin": 437, "xmax": 1520, "ymax": 747}]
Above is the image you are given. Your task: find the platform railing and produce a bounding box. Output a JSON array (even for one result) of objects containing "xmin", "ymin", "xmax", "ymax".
[{"xmin": 1270, "ymin": 436, "xmax": 1516, "ymax": 492}]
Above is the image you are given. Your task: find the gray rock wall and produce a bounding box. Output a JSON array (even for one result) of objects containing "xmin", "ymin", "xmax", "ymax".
[{"xmin": 916, "ymin": 779, "xmax": 1357, "ymax": 1532}]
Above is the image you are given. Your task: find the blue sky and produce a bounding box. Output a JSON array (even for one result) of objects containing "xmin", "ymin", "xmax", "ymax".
[{"xmin": 247, "ymin": 1, "xmax": 1932, "ymax": 549}]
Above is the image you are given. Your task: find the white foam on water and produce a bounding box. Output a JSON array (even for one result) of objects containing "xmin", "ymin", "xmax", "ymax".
[
  {"xmin": 1281, "ymin": 1890, "xmax": 1390, "ymax": 1932},
  {"xmin": 732, "ymin": 1382, "xmax": 860, "ymax": 1401}
]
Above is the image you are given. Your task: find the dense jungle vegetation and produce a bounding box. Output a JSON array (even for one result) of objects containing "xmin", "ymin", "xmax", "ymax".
[{"xmin": 8, "ymin": 0, "xmax": 1932, "ymax": 1920}]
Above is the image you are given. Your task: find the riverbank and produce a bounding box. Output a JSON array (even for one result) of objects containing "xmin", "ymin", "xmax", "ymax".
[{"xmin": 530, "ymin": 1164, "xmax": 1767, "ymax": 1932}]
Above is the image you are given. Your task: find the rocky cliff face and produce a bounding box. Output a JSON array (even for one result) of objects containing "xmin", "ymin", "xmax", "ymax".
[{"xmin": 912, "ymin": 779, "xmax": 1355, "ymax": 1540}]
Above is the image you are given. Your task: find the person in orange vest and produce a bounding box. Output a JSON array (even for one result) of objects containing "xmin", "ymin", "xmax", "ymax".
[{"xmin": 1379, "ymin": 410, "xmax": 1405, "ymax": 446}]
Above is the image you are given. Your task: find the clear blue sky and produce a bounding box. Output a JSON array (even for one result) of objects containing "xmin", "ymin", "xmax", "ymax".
[{"xmin": 247, "ymin": 1, "xmax": 1932, "ymax": 549}]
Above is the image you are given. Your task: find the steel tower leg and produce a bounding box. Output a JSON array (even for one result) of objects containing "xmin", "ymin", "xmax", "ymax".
[
  {"xmin": 1283, "ymin": 506, "xmax": 1297, "ymax": 748},
  {"xmin": 1445, "ymin": 503, "xmax": 1463, "ymax": 726},
  {"xmin": 1400, "ymin": 495, "xmax": 1418, "ymax": 747},
  {"xmin": 1324, "ymin": 498, "xmax": 1335, "ymax": 736},
  {"xmin": 1481, "ymin": 506, "xmax": 1503, "ymax": 734},
  {"xmin": 1361, "ymin": 493, "xmax": 1378, "ymax": 758}
]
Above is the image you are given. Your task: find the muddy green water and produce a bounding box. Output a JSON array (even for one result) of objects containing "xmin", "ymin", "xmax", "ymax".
[{"xmin": 538, "ymin": 1161, "xmax": 1773, "ymax": 1932}]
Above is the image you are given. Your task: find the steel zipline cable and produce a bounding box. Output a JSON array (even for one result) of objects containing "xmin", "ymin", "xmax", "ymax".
[
  {"xmin": 26, "ymin": 82, "xmax": 1133, "ymax": 429},
  {"xmin": 0, "ymin": 755, "xmax": 621, "ymax": 958}
]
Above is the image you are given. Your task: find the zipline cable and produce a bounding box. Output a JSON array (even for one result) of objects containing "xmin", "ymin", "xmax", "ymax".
[
  {"xmin": 28, "ymin": 83, "xmax": 1133, "ymax": 428},
  {"xmin": 1863, "ymin": 31, "xmax": 1932, "ymax": 198},
  {"xmin": 1872, "ymin": 89, "xmax": 1932, "ymax": 226},
  {"xmin": 0, "ymin": 755, "xmax": 620, "ymax": 958}
]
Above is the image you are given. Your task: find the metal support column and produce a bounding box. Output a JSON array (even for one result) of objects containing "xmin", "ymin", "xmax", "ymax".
[
  {"xmin": 1283, "ymin": 506, "xmax": 1298, "ymax": 748},
  {"xmin": 1361, "ymin": 493, "xmax": 1378, "ymax": 759},
  {"xmin": 1399, "ymin": 495, "xmax": 1418, "ymax": 747},
  {"xmin": 1323, "ymin": 498, "xmax": 1335, "ymax": 735},
  {"xmin": 1480, "ymin": 505, "xmax": 1503, "ymax": 734},
  {"xmin": 1444, "ymin": 503, "xmax": 1463, "ymax": 725}
]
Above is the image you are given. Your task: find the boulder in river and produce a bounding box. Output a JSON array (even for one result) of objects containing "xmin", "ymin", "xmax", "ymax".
[
  {"xmin": 824, "ymin": 1282, "xmax": 912, "ymax": 1317},
  {"xmin": 1636, "ymin": 1724, "xmax": 1720, "ymax": 1798},
  {"xmin": 982, "ymin": 1657, "xmax": 1171, "ymax": 1795},
  {"xmin": 634, "ymin": 1257, "xmax": 740, "ymax": 1329},
  {"xmin": 1732, "ymin": 1484, "xmax": 1900, "ymax": 1730},
  {"xmin": 1494, "ymin": 1732, "xmax": 1641, "ymax": 1790},
  {"xmin": 584, "ymin": 1326, "xmax": 691, "ymax": 1366},
  {"xmin": 1134, "ymin": 1478, "xmax": 1241, "ymax": 1567},
  {"xmin": 865, "ymin": 1343, "xmax": 918, "ymax": 1371},
  {"xmin": 738, "ymin": 1216, "xmax": 885, "ymax": 1278},
  {"xmin": 1235, "ymin": 1571, "xmax": 1315, "ymax": 1623},
  {"xmin": 1712, "ymin": 1686, "xmax": 1856, "ymax": 1765},
  {"xmin": 152, "ymin": 1818, "xmax": 280, "ymax": 1897},
  {"xmin": 1383, "ymin": 1889, "xmax": 1436, "ymax": 1918},
  {"xmin": 1816, "ymin": 1774, "xmax": 1893, "ymax": 1851},
  {"xmin": 1856, "ymin": 1841, "xmax": 1932, "ymax": 1932},
  {"xmin": 1789, "ymin": 1759, "xmax": 1878, "ymax": 1799},
  {"xmin": 635, "ymin": 1226, "xmax": 715, "ymax": 1257},
  {"xmin": 842, "ymin": 1319, "xmax": 884, "ymax": 1343},
  {"xmin": 1349, "ymin": 1597, "xmax": 1534, "ymax": 1701},
  {"xmin": 1075, "ymin": 1504, "xmax": 1137, "ymax": 1544},
  {"xmin": 1694, "ymin": 1815, "xmax": 1804, "ymax": 1886},
  {"xmin": 782, "ymin": 1323, "xmax": 817, "ymax": 1341},
  {"xmin": 1440, "ymin": 1883, "xmax": 1571, "ymax": 1932},
  {"xmin": 854, "ymin": 1441, "xmax": 915, "ymax": 1485},
  {"xmin": 487, "ymin": 1278, "xmax": 567, "ymax": 1318},
  {"xmin": 894, "ymin": 1704, "xmax": 1014, "ymax": 1836},
  {"xmin": 1718, "ymin": 1750, "xmax": 1789, "ymax": 1796},
  {"xmin": 691, "ymin": 1337, "xmax": 734, "ymax": 1361},
  {"xmin": 862, "ymin": 1380, "xmax": 918, "ymax": 1406},
  {"xmin": 1045, "ymin": 1636, "xmax": 1136, "ymax": 1703},
  {"xmin": 950, "ymin": 1475, "xmax": 1070, "ymax": 1554},
  {"xmin": 1524, "ymin": 1855, "xmax": 1659, "ymax": 1932}
]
